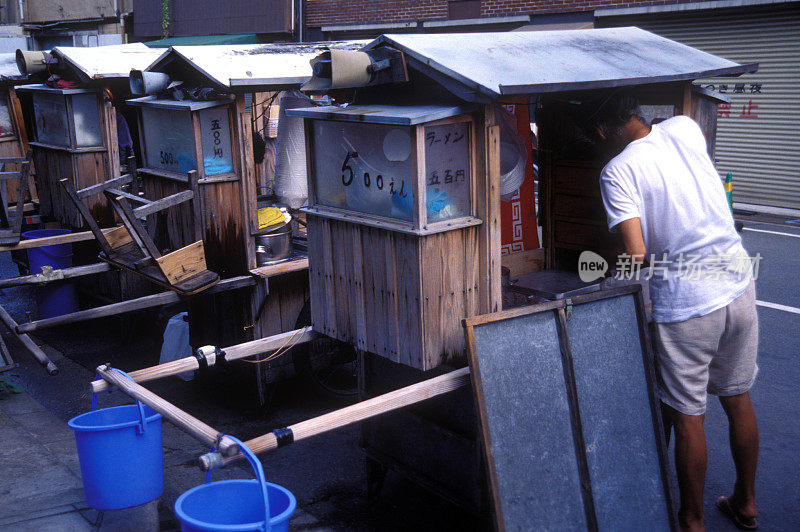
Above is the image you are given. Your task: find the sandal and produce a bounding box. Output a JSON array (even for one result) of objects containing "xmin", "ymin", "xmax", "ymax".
[{"xmin": 716, "ymin": 496, "xmax": 758, "ymax": 530}]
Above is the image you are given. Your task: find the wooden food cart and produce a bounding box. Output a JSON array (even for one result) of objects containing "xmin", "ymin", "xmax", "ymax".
[
  {"xmin": 16, "ymin": 44, "xmax": 161, "ymax": 229},
  {"xmin": 288, "ymin": 27, "xmax": 756, "ymax": 510},
  {"xmin": 127, "ymin": 42, "xmax": 363, "ymax": 394}
]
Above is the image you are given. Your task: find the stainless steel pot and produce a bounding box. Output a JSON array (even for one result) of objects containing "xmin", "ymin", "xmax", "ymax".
[{"xmin": 255, "ymin": 223, "xmax": 293, "ymax": 266}]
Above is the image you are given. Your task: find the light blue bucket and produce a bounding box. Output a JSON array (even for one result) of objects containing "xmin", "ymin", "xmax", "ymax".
[
  {"xmin": 68, "ymin": 370, "xmax": 164, "ymax": 510},
  {"xmin": 174, "ymin": 436, "xmax": 296, "ymax": 532}
]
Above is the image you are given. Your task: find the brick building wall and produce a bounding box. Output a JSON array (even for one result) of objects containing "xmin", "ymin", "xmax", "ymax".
[{"xmin": 305, "ymin": 0, "xmax": 690, "ymax": 27}]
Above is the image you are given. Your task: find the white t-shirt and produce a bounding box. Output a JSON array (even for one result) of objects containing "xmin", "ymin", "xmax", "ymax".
[{"xmin": 599, "ymin": 115, "xmax": 751, "ymax": 323}]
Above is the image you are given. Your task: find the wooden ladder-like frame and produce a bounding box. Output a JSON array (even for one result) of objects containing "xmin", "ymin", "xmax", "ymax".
[
  {"xmin": 0, "ymin": 155, "xmax": 32, "ymax": 246},
  {"xmin": 60, "ymin": 159, "xmax": 219, "ymax": 295}
]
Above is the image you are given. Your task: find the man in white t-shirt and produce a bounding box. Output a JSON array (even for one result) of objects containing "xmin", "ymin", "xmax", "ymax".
[{"xmin": 589, "ymin": 93, "xmax": 759, "ymax": 531}]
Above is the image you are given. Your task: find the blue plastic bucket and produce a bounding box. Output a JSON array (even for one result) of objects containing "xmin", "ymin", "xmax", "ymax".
[
  {"xmin": 22, "ymin": 228, "xmax": 78, "ymax": 318},
  {"xmin": 68, "ymin": 371, "xmax": 164, "ymax": 510},
  {"xmin": 175, "ymin": 436, "xmax": 296, "ymax": 532}
]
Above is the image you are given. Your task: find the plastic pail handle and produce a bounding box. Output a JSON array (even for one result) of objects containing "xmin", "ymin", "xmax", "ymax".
[
  {"xmin": 206, "ymin": 435, "xmax": 272, "ymax": 532},
  {"xmin": 91, "ymin": 369, "xmax": 149, "ymax": 435}
]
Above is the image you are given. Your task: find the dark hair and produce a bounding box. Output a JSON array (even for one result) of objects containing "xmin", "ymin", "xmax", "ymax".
[{"xmin": 587, "ymin": 91, "xmax": 643, "ymax": 139}]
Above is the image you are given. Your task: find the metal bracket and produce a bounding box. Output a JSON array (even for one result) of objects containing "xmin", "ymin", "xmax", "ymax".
[
  {"xmin": 565, "ymin": 298, "xmax": 573, "ymax": 321},
  {"xmin": 38, "ymin": 265, "xmax": 64, "ymax": 282}
]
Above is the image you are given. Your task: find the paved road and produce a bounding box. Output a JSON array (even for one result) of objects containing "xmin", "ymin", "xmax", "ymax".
[{"xmin": 701, "ymin": 220, "xmax": 800, "ymax": 531}]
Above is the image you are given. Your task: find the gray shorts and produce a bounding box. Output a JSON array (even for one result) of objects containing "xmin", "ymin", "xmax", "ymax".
[{"xmin": 653, "ymin": 281, "xmax": 759, "ymax": 416}]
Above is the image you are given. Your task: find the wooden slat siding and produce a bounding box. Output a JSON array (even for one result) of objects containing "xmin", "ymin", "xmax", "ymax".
[
  {"xmin": 314, "ymin": 216, "xmax": 334, "ymax": 339},
  {"xmin": 235, "ymin": 97, "xmax": 258, "ymax": 270},
  {"xmin": 251, "ymin": 270, "xmax": 309, "ymax": 340},
  {"xmin": 78, "ymin": 152, "xmax": 114, "ymax": 228},
  {"xmin": 350, "ymin": 223, "xmax": 368, "ymax": 352},
  {"xmin": 187, "ymin": 110, "xmax": 251, "ymax": 281},
  {"xmin": 486, "ymin": 122, "xmax": 502, "ymax": 314},
  {"xmin": 374, "ymin": 227, "xmax": 391, "ymax": 357},
  {"xmin": 421, "ymin": 231, "xmax": 443, "ymax": 365},
  {"xmin": 102, "ymin": 100, "xmax": 121, "ymax": 188},
  {"xmin": 366, "ymin": 229, "xmax": 382, "ymax": 356},
  {"xmin": 322, "ymin": 218, "xmax": 337, "ymax": 341},
  {"xmin": 338, "ymin": 221, "xmax": 354, "ymax": 345},
  {"xmin": 357, "ymin": 227, "xmax": 374, "ymax": 353},
  {"xmin": 465, "ymin": 225, "xmax": 480, "ymax": 322},
  {"xmin": 475, "ymin": 106, "xmax": 503, "ymax": 315},
  {"xmin": 32, "ymin": 145, "xmax": 114, "ymax": 229},
  {"xmin": 197, "ymin": 180, "xmax": 247, "ymax": 278},
  {"xmin": 446, "ymin": 229, "xmax": 466, "ymax": 357},
  {"xmin": 374, "ymin": 228, "xmax": 391, "ymax": 358},
  {"xmin": 400, "ymin": 231, "xmax": 424, "ymax": 367},
  {"xmin": 307, "ymin": 215, "xmax": 322, "ymax": 335},
  {"xmin": 382, "ymin": 228, "xmax": 401, "ymax": 360},
  {"xmin": 250, "ymin": 279, "xmax": 272, "ymax": 339},
  {"xmin": 308, "ymin": 219, "xmax": 482, "ymax": 369},
  {"xmin": 140, "ymin": 174, "xmax": 194, "ymax": 253}
]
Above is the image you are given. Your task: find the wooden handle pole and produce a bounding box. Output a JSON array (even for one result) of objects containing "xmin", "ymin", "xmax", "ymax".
[
  {"xmin": 91, "ymin": 326, "xmax": 317, "ymax": 394},
  {"xmin": 95, "ymin": 365, "xmax": 238, "ymax": 456},
  {"xmin": 198, "ymin": 366, "xmax": 470, "ymax": 471},
  {"xmin": 17, "ymin": 275, "xmax": 255, "ymax": 334},
  {"xmin": 0, "ymin": 227, "xmax": 117, "ymax": 252},
  {"xmin": 0, "ymin": 303, "xmax": 58, "ymax": 375},
  {"xmin": 0, "ymin": 263, "xmax": 111, "ymax": 289}
]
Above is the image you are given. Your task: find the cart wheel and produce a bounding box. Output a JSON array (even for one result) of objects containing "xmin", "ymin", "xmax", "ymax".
[{"xmin": 293, "ymin": 302, "xmax": 358, "ymax": 398}]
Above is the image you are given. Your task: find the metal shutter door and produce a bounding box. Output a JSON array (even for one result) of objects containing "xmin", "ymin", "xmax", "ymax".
[{"xmin": 601, "ymin": 7, "xmax": 800, "ymax": 211}]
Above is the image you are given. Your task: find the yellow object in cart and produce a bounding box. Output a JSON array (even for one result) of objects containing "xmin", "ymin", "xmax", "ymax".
[{"xmin": 257, "ymin": 207, "xmax": 290, "ymax": 231}]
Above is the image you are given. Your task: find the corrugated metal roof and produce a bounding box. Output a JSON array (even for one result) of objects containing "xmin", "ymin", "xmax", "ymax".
[
  {"xmin": 146, "ymin": 41, "xmax": 368, "ymax": 91},
  {"xmin": 369, "ymin": 27, "xmax": 758, "ymax": 98},
  {"xmin": 53, "ymin": 43, "xmax": 163, "ymax": 81},
  {"xmin": 0, "ymin": 53, "xmax": 24, "ymax": 82}
]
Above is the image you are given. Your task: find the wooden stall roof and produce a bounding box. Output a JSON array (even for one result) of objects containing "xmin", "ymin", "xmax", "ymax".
[
  {"xmin": 52, "ymin": 43, "xmax": 163, "ymax": 82},
  {"xmin": 0, "ymin": 53, "xmax": 25, "ymax": 82},
  {"xmin": 287, "ymin": 104, "xmax": 476, "ymax": 125},
  {"xmin": 144, "ymin": 41, "xmax": 368, "ymax": 92},
  {"xmin": 365, "ymin": 27, "xmax": 759, "ymax": 101}
]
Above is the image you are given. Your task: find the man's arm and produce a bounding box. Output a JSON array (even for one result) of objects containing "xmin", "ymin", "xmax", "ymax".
[{"xmin": 616, "ymin": 217, "xmax": 647, "ymax": 265}]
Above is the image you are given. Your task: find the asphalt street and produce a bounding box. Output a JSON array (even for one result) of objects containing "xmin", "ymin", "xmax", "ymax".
[
  {"xmin": 0, "ymin": 214, "xmax": 798, "ymax": 530},
  {"xmin": 699, "ymin": 219, "xmax": 800, "ymax": 531}
]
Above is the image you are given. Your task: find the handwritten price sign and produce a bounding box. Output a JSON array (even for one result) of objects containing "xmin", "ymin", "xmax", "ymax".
[
  {"xmin": 312, "ymin": 120, "xmax": 415, "ymax": 222},
  {"xmin": 424, "ymin": 122, "xmax": 471, "ymax": 222}
]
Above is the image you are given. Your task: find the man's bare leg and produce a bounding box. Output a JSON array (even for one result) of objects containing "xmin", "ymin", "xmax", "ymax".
[
  {"xmin": 719, "ymin": 392, "xmax": 759, "ymax": 523},
  {"xmin": 667, "ymin": 405, "xmax": 707, "ymax": 532}
]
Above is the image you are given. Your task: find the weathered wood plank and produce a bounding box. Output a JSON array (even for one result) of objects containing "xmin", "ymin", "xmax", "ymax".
[{"xmin": 155, "ymin": 240, "xmax": 208, "ymax": 285}]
